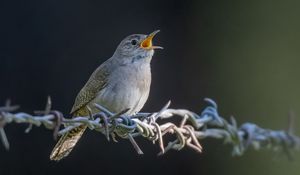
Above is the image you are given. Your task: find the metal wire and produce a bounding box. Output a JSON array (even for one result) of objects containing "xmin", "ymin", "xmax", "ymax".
[{"xmin": 0, "ymin": 98, "xmax": 299, "ymax": 158}]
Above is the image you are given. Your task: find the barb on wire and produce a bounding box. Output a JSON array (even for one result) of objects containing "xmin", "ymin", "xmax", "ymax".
[{"xmin": 0, "ymin": 98, "xmax": 299, "ymax": 159}]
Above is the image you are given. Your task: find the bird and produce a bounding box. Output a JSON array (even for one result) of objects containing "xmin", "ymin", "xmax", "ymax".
[{"xmin": 50, "ymin": 30, "xmax": 162, "ymax": 161}]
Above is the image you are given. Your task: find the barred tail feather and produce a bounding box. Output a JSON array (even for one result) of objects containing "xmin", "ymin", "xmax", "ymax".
[{"xmin": 50, "ymin": 125, "xmax": 87, "ymax": 161}]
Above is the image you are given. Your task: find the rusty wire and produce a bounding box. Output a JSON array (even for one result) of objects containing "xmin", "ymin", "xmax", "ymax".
[{"xmin": 0, "ymin": 98, "xmax": 299, "ymax": 158}]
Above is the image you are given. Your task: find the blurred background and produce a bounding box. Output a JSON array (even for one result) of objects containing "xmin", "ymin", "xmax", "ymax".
[{"xmin": 0, "ymin": 0, "xmax": 300, "ymax": 175}]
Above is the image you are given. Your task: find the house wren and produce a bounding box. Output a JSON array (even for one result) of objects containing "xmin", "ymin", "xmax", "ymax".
[{"xmin": 50, "ymin": 30, "xmax": 162, "ymax": 161}]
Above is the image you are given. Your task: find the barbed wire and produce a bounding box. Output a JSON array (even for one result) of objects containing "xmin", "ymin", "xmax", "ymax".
[{"xmin": 0, "ymin": 98, "xmax": 299, "ymax": 158}]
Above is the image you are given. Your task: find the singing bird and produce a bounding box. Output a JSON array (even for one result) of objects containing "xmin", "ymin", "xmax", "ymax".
[{"xmin": 50, "ymin": 30, "xmax": 162, "ymax": 161}]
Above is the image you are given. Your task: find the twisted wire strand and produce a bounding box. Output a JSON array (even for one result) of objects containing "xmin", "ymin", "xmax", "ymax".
[{"xmin": 0, "ymin": 98, "xmax": 299, "ymax": 158}]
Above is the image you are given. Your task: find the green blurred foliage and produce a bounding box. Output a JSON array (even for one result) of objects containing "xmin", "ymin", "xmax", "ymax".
[{"xmin": 183, "ymin": 1, "xmax": 300, "ymax": 175}]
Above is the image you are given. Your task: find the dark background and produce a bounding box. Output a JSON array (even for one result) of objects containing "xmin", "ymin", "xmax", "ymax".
[{"xmin": 1, "ymin": 0, "xmax": 300, "ymax": 175}]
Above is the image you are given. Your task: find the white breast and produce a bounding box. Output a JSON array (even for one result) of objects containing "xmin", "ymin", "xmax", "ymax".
[{"xmin": 92, "ymin": 61, "xmax": 151, "ymax": 115}]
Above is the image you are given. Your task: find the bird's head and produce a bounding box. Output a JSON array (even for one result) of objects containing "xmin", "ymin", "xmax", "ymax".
[{"xmin": 113, "ymin": 30, "xmax": 163, "ymax": 62}]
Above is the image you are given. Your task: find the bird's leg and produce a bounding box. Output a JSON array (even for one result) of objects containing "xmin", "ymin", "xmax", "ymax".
[
  {"xmin": 108, "ymin": 108, "xmax": 130, "ymax": 121},
  {"xmin": 113, "ymin": 115, "xmax": 137, "ymax": 138}
]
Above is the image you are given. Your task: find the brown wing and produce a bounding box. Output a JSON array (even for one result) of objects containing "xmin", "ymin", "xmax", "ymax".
[
  {"xmin": 50, "ymin": 61, "xmax": 110, "ymax": 161},
  {"xmin": 70, "ymin": 63, "xmax": 110, "ymax": 115}
]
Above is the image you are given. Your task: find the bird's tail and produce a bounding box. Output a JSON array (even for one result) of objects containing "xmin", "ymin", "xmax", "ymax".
[{"xmin": 50, "ymin": 125, "xmax": 87, "ymax": 161}]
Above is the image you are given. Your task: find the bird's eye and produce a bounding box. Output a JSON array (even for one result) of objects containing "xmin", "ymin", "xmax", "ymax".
[{"xmin": 131, "ymin": 39, "xmax": 137, "ymax": 45}]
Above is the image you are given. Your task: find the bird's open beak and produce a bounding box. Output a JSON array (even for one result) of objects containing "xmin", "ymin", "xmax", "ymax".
[{"xmin": 140, "ymin": 30, "xmax": 163, "ymax": 50}]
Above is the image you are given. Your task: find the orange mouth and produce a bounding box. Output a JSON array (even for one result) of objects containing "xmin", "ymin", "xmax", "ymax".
[{"xmin": 140, "ymin": 30, "xmax": 163, "ymax": 50}]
